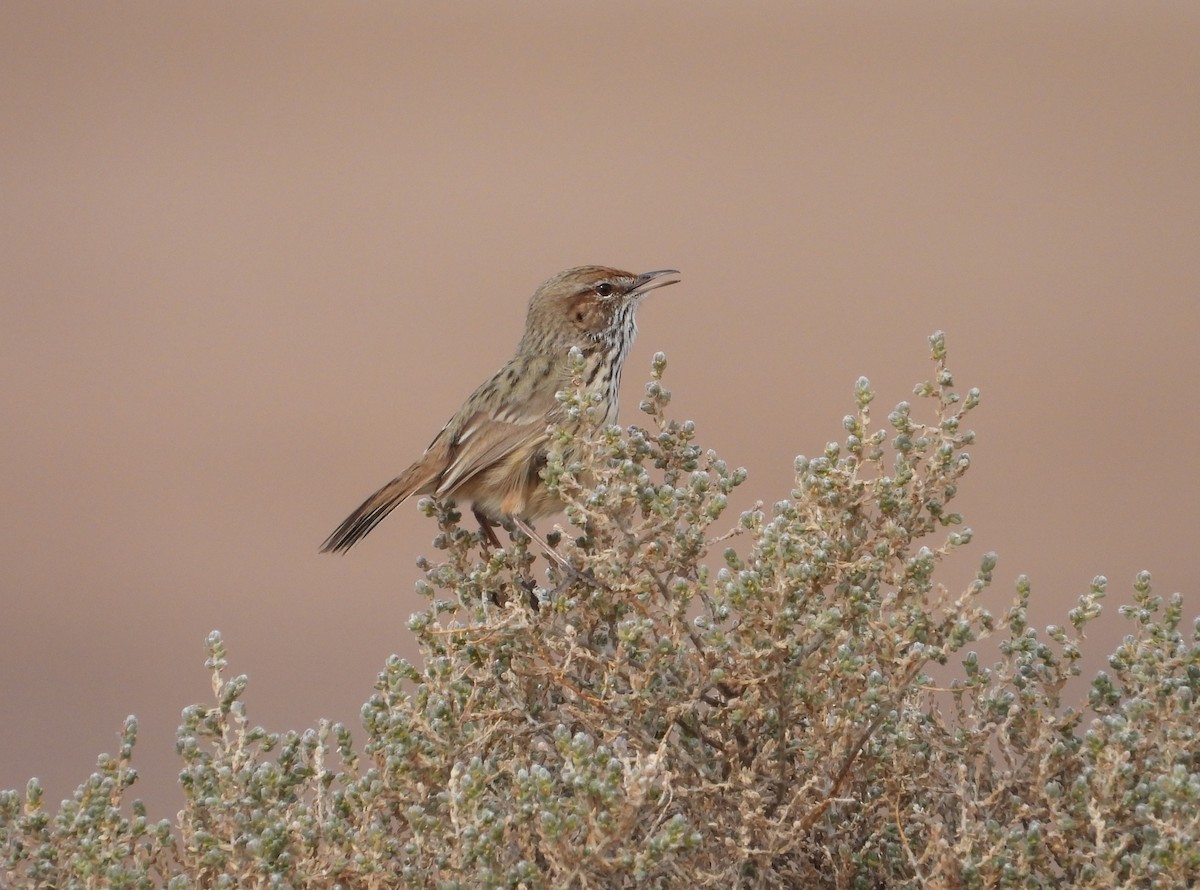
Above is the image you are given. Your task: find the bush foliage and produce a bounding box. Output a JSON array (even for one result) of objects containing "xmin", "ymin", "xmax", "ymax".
[{"xmin": 3, "ymin": 334, "xmax": 1197, "ymax": 888}]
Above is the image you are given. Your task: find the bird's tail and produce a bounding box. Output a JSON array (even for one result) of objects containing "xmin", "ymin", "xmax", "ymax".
[{"xmin": 320, "ymin": 462, "xmax": 433, "ymax": 553}]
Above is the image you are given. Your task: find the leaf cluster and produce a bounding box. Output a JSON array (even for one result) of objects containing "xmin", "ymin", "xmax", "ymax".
[{"xmin": 2, "ymin": 335, "xmax": 1197, "ymax": 888}]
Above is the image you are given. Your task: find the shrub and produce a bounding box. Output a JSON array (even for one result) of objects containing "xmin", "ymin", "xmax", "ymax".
[{"xmin": 3, "ymin": 334, "xmax": 1197, "ymax": 888}]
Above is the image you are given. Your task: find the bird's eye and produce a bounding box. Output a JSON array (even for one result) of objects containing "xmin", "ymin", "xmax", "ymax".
[{"xmin": 594, "ymin": 282, "xmax": 614, "ymax": 297}]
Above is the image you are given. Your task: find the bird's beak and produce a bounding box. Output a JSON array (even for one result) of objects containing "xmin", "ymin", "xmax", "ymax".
[{"xmin": 631, "ymin": 269, "xmax": 681, "ymax": 297}]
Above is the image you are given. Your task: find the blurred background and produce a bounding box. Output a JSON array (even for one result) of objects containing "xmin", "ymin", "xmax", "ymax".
[{"xmin": 3, "ymin": 2, "xmax": 1197, "ymax": 817}]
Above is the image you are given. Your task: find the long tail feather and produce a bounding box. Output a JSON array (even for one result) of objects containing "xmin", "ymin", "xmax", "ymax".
[{"xmin": 320, "ymin": 462, "xmax": 434, "ymax": 553}]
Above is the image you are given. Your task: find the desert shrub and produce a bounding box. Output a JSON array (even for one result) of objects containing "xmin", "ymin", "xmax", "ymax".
[{"xmin": 2, "ymin": 334, "xmax": 1196, "ymax": 888}]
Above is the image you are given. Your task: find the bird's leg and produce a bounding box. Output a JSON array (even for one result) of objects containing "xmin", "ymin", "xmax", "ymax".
[
  {"xmin": 473, "ymin": 507, "xmax": 505, "ymax": 551},
  {"xmin": 472, "ymin": 507, "xmax": 520, "ymax": 608},
  {"xmin": 474, "ymin": 507, "xmax": 541, "ymax": 609}
]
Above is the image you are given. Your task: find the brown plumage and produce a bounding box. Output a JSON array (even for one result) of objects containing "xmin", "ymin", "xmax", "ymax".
[{"xmin": 321, "ymin": 265, "xmax": 680, "ymax": 554}]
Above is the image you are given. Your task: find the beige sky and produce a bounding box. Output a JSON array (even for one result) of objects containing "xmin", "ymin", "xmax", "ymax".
[{"xmin": 3, "ymin": 2, "xmax": 1198, "ymax": 816}]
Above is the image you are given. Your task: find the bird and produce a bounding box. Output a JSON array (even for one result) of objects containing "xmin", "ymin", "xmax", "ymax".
[{"xmin": 321, "ymin": 265, "xmax": 680, "ymax": 555}]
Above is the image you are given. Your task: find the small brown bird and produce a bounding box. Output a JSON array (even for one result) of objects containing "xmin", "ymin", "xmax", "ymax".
[{"xmin": 321, "ymin": 265, "xmax": 680, "ymax": 554}]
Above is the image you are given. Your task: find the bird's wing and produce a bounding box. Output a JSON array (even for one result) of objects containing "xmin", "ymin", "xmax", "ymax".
[
  {"xmin": 322, "ymin": 357, "xmax": 568, "ymax": 552},
  {"xmin": 434, "ymin": 411, "xmax": 553, "ymax": 498},
  {"xmin": 319, "ymin": 403, "xmax": 548, "ymax": 553},
  {"xmin": 433, "ymin": 358, "xmax": 566, "ymax": 497}
]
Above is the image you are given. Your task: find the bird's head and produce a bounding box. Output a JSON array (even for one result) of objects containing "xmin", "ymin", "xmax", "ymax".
[{"xmin": 521, "ymin": 265, "xmax": 680, "ymax": 351}]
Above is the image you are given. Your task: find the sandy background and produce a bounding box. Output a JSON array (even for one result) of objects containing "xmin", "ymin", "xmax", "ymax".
[{"xmin": 3, "ymin": 2, "xmax": 1197, "ymax": 816}]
